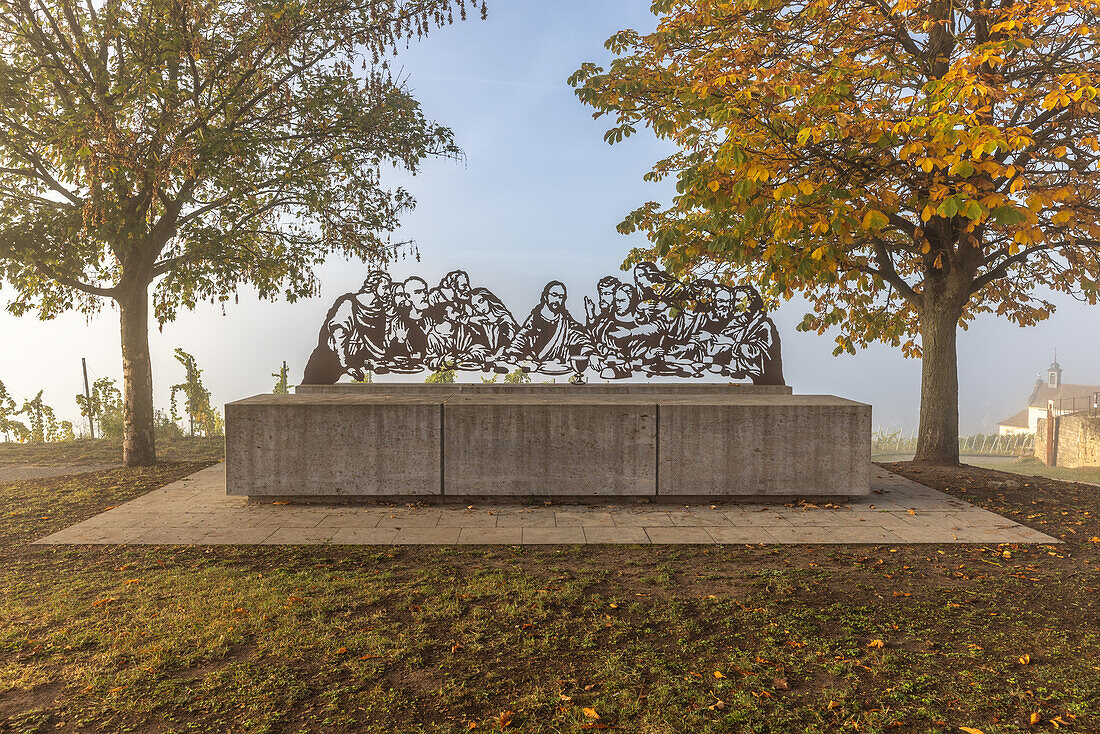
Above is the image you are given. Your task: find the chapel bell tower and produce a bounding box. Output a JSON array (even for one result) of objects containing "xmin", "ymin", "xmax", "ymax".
[{"xmin": 1048, "ymin": 352, "xmax": 1062, "ymax": 389}]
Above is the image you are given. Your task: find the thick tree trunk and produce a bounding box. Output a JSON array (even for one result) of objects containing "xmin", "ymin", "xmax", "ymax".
[
  {"xmin": 119, "ymin": 284, "xmax": 157, "ymax": 466},
  {"xmin": 913, "ymin": 301, "xmax": 961, "ymax": 464}
]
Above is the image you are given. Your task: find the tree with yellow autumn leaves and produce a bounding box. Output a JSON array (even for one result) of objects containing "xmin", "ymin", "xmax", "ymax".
[{"xmin": 571, "ymin": 0, "xmax": 1100, "ymax": 463}]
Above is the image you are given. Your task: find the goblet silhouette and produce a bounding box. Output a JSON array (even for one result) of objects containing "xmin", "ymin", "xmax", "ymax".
[{"xmin": 568, "ymin": 353, "xmax": 590, "ymax": 384}]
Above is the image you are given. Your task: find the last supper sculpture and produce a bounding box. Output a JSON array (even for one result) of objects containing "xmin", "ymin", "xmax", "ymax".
[{"xmin": 302, "ymin": 262, "xmax": 784, "ymax": 385}]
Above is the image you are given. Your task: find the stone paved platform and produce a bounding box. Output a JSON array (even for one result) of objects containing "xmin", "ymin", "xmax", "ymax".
[{"xmin": 34, "ymin": 464, "xmax": 1057, "ymax": 545}]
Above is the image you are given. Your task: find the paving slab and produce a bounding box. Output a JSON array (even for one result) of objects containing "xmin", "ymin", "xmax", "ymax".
[{"xmin": 33, "ymin": 463, "xmax": 1061, "ymax": 546}]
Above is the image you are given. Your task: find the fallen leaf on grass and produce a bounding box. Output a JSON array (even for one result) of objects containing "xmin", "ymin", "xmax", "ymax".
[
  {"xmin": 867, "ymin": 639, "xmax": 885, "ymax": 649},
  {"xmin": 708, "ymin": 699, "xmax": 725, "ymax": 710},
  {"xmin": 1030, "ymin": 712, "xmax": 1042, "ymax": 724},
  {"xmin": 713, "ymin": 671, "xmax": 726, "ymax": 679},
  {"xmin": 959, "ymin": 727, "xmax": 985, "ymax": 734},
  {"xmin": 584, "ymin": 683, "xmax": 596, "ymax": 691},
  {"xmin": 91, "ymin": 598, "xmax": 115, "ymax": 608},
  {"xmin": 496, "ymin": 710, "xmax": 513, "ymax": 729},
  {"xmin": 336, "ymin": 647, "xmax": 347, "ymax": 654},
  {"xmin": 827, "ymin": 700, "xmax": 842, "ymax": 710},
  {"xmin": 582, "ymin": 707, "xmax": 600, "ymax": 719},
  {"xmin": 559, "ymin": 694, "xmax": 572, "ymax": 702},
  {"xmin": 272, "ymin": 500, "xmax": 289, "ymax": 505},
  {"xmin": 1019, "ymin": 653, "xmax": 1030, "ymax": 665}
]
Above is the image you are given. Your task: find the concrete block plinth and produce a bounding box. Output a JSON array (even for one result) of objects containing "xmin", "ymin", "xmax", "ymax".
[
  {"xmin": 443, "ymin": 396, "xmax": 656, "ymax": 496},
  {"xmin": 226, "ymin": 394, "xmax": 440, "ymax": 496},
  {"xmin": 226, "ymin": 386, "xmax": 870, "ymax": 500},
  {"xmin": 658, "ymin": 395, "xmax": 871, "ymax": 497}
]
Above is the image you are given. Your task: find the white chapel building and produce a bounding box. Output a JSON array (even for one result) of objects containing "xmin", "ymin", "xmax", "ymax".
[{"xmin": 997, "ymin": 359, "xmax": 1100, "ymax": 436}]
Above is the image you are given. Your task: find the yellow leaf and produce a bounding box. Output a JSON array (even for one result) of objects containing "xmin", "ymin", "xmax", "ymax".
[
  {"xmin": 1052, "ymin": 210, "xmax": 1074, "ymax": 225},
  {"xmin": 867, "ymin": 639, "xmax": 885, "ymax": 649},
  {"xmin": 1019, "ymin": 653, "xmax": 1030, "ymax": 665},
  {"xmin": 1031, "ymin": 712, "xmax": 1042, "ymax": 724},
  {"xmin": 798, "ymin": 180, "xmax": 814, "ymax": 195},
  {"xmin": 708, "ymin": 180, "xmax": 721, "ymax": 192},
  {"xmin": 582, "ymin": 707, "xmax": 600, "ymax": 719},
  {"xmin": 336, "ymin": 647, "xmax": 347, "ymax": 654},
  {"xmin": 827, "ymin": 700, "xmax": 841, "ymax": 710},
  {"xmin": 959, "ymin": 728, "xmax": 985, "ymax": 734},
  {"xmin": 714, "ymin": 670, "xmax": 726, "ymax": 679}
]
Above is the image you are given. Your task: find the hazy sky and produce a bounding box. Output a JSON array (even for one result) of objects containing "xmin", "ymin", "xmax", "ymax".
[{"xmin": 1, "ymin": 1, "xmax": 1097, "ymax": 436}]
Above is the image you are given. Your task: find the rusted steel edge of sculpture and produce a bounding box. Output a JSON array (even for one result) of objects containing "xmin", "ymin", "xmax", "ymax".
[{"xmin": 302, "ymin": 262, "xmax": 784, "ymax": 385}]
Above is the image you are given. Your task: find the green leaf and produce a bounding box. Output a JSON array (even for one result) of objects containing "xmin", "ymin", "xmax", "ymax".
[
  {"xmin": 961, "ymin": 200, "xmax": 984, "ymax": 220},
  {"xmin": 989, "ymin": 205, "xmax": 1027, "ymax": 226},
  {"xmin": 949, "ymin": 160, "xmax": 975, "ymax": 178},
  {"xmin": 937, "ymin": 197, "xmax": 959, "ymax": 218},
  {"xmin": 862, "ymin": 210, "xmax": 890, "ymax": 230}
]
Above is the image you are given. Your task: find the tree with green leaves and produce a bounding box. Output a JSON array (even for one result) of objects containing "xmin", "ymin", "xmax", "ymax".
[
  {"xmin": 272, "ymin": 361, "xmax": 290, "ymax": 395},
  {"xmin": 76, "ymin": 376, "xmax": 124, "ymax": 439},
  {"xmin": 425, "ymin": 368, "xmax": 455, "ymax": 384},
  {"xmin": 169, "ymin": 348, "xmax": 221, "ymax": 436},
  {"xmin": 503, "ymin": 367, "xmax": 531, "ymax": 385},
  {"xmin": 571, "ymin": 0, "xmax": 1100, "ymax": 463},
  {"xmin": 0, "ymin": 379, "xmax": 28, "ymax": 442},
  {"xmin": 18, "ymin": 390, "xmax": 62, "ymax": 443},
  {"xmin": 0, "ymin": 0, "xmax": 483, "ymax": 465},
  {"xmin": 480, "ymin": 368, "xmax": 528, "ymax": 384}
]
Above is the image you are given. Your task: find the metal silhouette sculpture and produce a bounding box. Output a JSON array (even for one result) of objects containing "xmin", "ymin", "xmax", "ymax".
[{"xmin": 302, "ymin": 263, "xmax": 785, "ymax": 385}]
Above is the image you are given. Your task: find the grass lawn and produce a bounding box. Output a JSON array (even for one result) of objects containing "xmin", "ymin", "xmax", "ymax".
[
  {"xmin": 963, "ymin": 458, "xmax": 1100, "ymax": 486},
  {"xmin": 0, "ymin": 437, "xmax": 224, "ymax": 466},
  {"xmin": 0, "ymin": 441, "xmax": 1097, "ymax": 733}
]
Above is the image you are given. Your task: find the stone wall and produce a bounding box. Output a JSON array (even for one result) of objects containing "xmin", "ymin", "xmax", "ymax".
[{"xmin": 1036, "ymin": 413, "xmax": 1100, "ymax": 468}]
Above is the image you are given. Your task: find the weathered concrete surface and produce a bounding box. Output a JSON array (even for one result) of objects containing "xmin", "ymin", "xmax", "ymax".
[
  {"xmin": 295, "ymin": 382, "xmax": 793, "ymax": 396},
  {"xmin": 659, "ymin": 395, "xmax": 871, "ymax": 496},
  {"xmin": 226, "ymin": 394, "xmax": 441, "ymax": 496},
  {"xmin": 443, "ymin": 395, "xmax": 656, "ymax": 496},
  {"xmin": 227, "ymin": 389, "xmax": 870, "ymax": 499}
]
